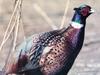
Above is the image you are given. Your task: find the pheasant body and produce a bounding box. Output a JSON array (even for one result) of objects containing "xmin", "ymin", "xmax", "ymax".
[{"xmin": 5, "ymin": 4, "xmax": 94, "ymax": 75}]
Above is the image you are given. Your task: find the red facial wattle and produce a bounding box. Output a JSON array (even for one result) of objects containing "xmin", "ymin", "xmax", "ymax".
[{"xmin": 81, "ymin": 7, "xmax": 90, "ymax": 16}]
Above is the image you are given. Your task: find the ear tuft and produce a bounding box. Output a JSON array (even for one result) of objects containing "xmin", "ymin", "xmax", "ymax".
[{"xmin": 74, "ymin": 8, "xmax": 78, "ymax": 10}]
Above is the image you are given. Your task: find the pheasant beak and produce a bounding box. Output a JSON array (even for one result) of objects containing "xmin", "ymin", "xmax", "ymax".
[{"xmin": 89, "ymin": 9, "xmax": 95, "ymax": 14}]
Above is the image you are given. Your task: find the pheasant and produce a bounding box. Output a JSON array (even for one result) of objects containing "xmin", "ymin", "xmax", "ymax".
[{"xmin": 5, "ymin": 4, "xmax": 94, "ymax": 75}]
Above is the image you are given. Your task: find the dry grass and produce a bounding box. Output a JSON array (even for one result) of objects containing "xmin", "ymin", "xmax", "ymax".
[{"xmin": 0, "ymin": 0, "xmax": 100, "ymax": 75}]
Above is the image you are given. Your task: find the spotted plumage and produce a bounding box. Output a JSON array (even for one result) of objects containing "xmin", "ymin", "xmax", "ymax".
[{"xmin": 5, "ymin": 4, "xmax": 94, "ymax": 75}]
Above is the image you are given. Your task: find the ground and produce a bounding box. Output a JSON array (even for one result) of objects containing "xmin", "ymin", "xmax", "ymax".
[{"xmin": 0, "ymin": 0, "xmax": 100, "ymax": 75}]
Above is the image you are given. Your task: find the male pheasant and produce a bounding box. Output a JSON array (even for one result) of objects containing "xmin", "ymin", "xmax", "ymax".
[{"xmin": 5, "ymin": 4, "xmax": 94, "ymax": 75}]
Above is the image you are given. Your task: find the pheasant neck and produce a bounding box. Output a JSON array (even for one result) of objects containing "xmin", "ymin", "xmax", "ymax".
[{"xmin": 71, "ymin": 12, "xmax": 86, "ymax": 29}]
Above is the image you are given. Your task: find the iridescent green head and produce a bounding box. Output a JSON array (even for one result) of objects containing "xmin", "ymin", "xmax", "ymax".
[{"xmin": 74, "ymin": 4, "xmax": 94, "ymax": 17}]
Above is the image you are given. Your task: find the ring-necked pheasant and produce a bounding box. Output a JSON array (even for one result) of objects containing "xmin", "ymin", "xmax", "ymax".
[{"xmin": 5, "ymin": 4, "xmax": 94, "ymax": 75}]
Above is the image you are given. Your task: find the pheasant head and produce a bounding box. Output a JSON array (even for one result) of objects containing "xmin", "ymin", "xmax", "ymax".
[
  {"xmin": 74, "ymin": 4, "xmax": 94, "ymax": 17},
  {"xmin": 71, "ymin": 4, "xmax": 94, "ymax": 28}
]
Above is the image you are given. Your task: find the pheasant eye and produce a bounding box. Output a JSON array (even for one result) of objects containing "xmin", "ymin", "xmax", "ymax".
[{"xmin": 81, "ymin": 7, "xmax": 90, "ymax": 16}]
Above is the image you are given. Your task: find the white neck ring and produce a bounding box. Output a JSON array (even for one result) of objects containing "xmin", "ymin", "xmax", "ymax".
[{"xmin": 70, "ymin": 22, "xmax": 84, "ymax": 29}]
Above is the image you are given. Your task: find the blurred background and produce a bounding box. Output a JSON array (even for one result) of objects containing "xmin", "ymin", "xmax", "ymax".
[{"xmin": 0, "ymin": 0, "xmax": 100, "ymax": 75}]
